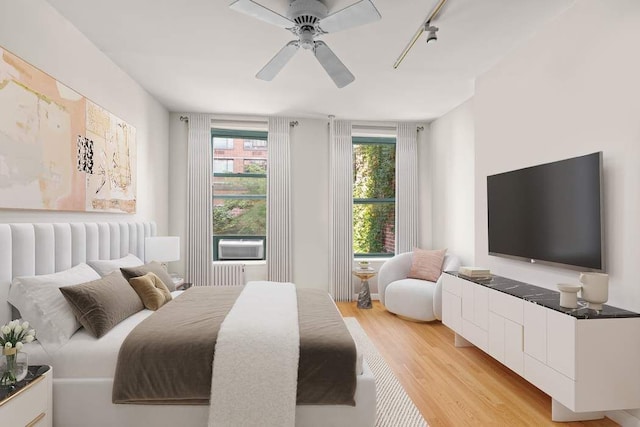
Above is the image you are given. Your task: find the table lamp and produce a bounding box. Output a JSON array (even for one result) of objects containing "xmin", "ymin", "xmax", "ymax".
[{"xmin": 144, "ymin": 236, "xmax": 180, "ymax": 268}]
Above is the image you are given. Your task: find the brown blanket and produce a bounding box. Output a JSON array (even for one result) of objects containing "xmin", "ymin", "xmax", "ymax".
[{"xmin": 112, "ymin": 286, "xmax": 357, "ymax": 406}]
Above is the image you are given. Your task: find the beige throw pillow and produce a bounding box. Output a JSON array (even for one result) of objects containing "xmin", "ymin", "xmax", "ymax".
[
  {"xmin": 128, "ymin": 272, "xmax": 173, "ymax": 311},
  {"xmin": 407, "ymin": 248, "xmax": 447, "ymax": 282}
]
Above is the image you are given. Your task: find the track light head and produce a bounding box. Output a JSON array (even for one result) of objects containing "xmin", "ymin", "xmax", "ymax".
[{"xmin": 425, "ymin": 25, "xmax": 438, "ymax": 43}]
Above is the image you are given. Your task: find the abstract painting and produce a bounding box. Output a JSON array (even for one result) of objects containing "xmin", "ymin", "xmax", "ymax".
[
  {"xmin": 0, "ymin": 46, "xmax": 136, "ymax": 213},
  {"xmin": 85, "ymin": 101, "xmax": 136, "ymax": 213}
]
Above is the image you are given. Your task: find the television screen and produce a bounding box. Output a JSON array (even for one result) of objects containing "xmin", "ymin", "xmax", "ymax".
[{"xmin": 487, "ymin": 152, "xmax": 603, "ymax": 271}]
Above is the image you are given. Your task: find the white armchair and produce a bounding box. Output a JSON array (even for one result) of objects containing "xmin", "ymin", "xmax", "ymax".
[{"xmin": 378, "ymin": 252, "xmax": 461, "ymax": 322}]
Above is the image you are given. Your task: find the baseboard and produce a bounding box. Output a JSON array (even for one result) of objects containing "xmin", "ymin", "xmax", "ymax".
[{"xmin": 606, "ymin": 409, "xmax": 640, "ymax": 426}]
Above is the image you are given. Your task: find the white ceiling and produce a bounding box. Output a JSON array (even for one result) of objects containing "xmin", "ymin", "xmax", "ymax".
[{"xmin": 46, "ymin": 0, "xmax": 574, "ymax": 121}]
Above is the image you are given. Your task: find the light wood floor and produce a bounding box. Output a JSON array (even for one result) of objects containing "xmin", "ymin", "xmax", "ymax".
[{"xmin": 337, "ymin": 301, "xmax": 618, "ymax": 427}]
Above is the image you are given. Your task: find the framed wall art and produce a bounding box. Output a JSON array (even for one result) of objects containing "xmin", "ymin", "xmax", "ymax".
[{"xmin": 0, "ymin": 46, "xmax": 136, "ymax": 213}]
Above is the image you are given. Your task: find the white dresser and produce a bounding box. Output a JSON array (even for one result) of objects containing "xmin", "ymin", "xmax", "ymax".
[{"xmin": 442, "ymin": 273, "xmax": 640, "ymax": 422}]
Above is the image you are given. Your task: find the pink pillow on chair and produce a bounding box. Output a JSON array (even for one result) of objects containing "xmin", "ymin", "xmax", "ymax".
[{"xmin": 407, "ymin": 248, "xmax": 447, "ymax": 282}]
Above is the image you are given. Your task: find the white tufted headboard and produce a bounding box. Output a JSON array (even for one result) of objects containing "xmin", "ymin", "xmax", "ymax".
[{"xmin": 0, "ymin": 221, "xmax": 157, "ymax": 324}]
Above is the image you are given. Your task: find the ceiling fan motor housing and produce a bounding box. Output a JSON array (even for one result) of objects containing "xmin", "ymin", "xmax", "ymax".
[{"xmin": 287, "ymin": 0, "xmax": 328, "ymax": 26}]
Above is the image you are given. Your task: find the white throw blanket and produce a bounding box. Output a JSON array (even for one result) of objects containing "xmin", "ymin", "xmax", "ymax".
[{"xmin": 208, "ymin": 281, "xmax": 300, "ymax": 427}]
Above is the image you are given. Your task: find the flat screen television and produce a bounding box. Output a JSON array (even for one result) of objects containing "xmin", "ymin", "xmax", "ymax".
[{"xmin": 487, "ymin": 152, "xmax": 604, "ymax": 271}]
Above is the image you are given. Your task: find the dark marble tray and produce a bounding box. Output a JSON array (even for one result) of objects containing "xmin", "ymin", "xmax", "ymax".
[
  {"xmin": 445, "ymin": 272, "xmax": 640, "ymax": 319},
  {"xmin": 0, "ymin": 365, "xmax": 50, "ymax": 402}
]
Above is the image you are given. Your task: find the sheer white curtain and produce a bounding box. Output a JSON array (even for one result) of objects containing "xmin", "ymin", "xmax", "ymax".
[
  {"xmin": 266, "ymin": 117, "xmax": 293, "ymax": 281},
  {"xmin": 329, "ymin": 117, "xmax": 353, "ymax": 301},
  {"xmin": 395, "ymin": 123, "xmax": 420, "ymax": 254},
  {"xmin": 186, "ymin": 114, "xmax": 213, "ymax": 285}
]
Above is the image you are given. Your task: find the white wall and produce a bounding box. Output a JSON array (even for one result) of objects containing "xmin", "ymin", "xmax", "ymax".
[
  {"xmin": 474, "ymin": 0, "xmax": 640, "ymax": 310},
  {"xmin": 290, "ymin": 119, "xmax": 330, "ymax": 290},
  {"xmin": 417, "ymin": 126, "xmax": 432, "ymax": 250},
  {"xmin": 168, "ymin": 117, "xmax": 430, "ymax": 294},
  {"xmin": 168, "ymin": 114, "xmax": 188, "ymax": 274},
  {"xmin": 0, "ymin": 0, "xmax": 170, "ymax": 232},
  {"xmin": 429, "ymin": 99, "xmax": 475, "ymax": 265}
]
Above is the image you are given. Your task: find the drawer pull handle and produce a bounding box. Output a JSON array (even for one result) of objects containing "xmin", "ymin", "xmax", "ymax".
[{"xmin": 26, "ymin": 412, "xmax": 46, "ymax": 427}]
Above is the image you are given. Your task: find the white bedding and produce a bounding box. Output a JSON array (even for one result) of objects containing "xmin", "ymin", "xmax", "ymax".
[
  {"xmin": 24, "ymin": 290, "xmax": 364, "ymax": 379},
  {"xmin": 25, "ymin": 291, "xmax": 183, "ymax": 378}
]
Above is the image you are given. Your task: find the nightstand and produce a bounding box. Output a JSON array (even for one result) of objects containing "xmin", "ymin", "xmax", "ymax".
[
  {"xmin": 171, "ymin": 276, "xmax": 192, "ymax": 290},
  {"xmin": 176, "ymin": 281, "xmax": 193, "ymax": 291},
  {"xmin": 0, "ymin": 365, "xmax": 52, "ymax": 426}
]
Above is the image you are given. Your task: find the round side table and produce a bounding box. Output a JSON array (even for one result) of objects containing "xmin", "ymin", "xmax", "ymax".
[{"xmin": 353, "ymin": 268, "xmax": 376, "ymax": 309}]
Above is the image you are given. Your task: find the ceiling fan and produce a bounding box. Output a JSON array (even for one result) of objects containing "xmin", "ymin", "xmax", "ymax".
[{"xmin": 229, "ymin": 0, "xmax": 381, "ymax": 88}]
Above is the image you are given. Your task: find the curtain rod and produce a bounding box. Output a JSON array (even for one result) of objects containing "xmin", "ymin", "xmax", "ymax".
[
  {"xmin": 180, "ymin": 116, "xmax": 298, "ymax": 127},
  {"xmin": 351, "ymin": 124, "xmax": 424, "ymax": 131},
  {"xmin": 352, "ymin": 124, "xmax": 396, "ymax": 131}
]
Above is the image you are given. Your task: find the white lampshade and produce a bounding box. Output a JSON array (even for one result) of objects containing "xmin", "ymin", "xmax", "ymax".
[{"xmin": 145, "ymin": 236, "xmax": 180, "ymax": 263}]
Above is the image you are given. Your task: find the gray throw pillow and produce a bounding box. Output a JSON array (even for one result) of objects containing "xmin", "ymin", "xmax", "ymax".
[
  {"xmin": 120, "ymin": 261, "xmax": 176, "ymax": 291},
  {"xmin": 60, "ymin": 271, "xmax": 144, "ymax": 338},
  {"xmin": 87, "ymin": 254, "xmax": 144, "ymax": 277}
]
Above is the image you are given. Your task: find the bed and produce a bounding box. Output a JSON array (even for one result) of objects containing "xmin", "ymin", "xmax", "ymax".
[{"xmin": 0, "ymin": 222, "xmax": 376, "ymax": 427}]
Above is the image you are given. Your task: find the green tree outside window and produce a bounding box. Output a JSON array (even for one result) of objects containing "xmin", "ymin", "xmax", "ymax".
[{"xmin": 353, "ymin": 138, "xmax": 396, "ymax": 256}]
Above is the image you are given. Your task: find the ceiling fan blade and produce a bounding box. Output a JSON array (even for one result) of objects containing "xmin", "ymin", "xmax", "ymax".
[
  {"xmin": 314, "ymin": 41, "xmax": 355, "ymax": 88},
  {"xmin": 229, "ymin": 0, "xmax": 293, "ymax": 28},
  {"xmin": 319, "ymin": 0, "xmax": 381, "ymax": 33},
  {"xmin": 256, "ymin": 41, "xmax": 300, "ymax": 81}
]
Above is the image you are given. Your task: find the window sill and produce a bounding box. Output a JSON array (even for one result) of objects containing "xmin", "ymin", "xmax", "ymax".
[
  {"xmin": 353, "ymin": 257, "xmax": 391, "ymax": 263},
  {"xmin": 213, "ymin": 260, "xmax": 266, "ymax": 266}
]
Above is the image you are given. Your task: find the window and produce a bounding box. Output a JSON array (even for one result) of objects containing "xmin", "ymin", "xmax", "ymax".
[
  {"xmin": 243, "ymin": 139, "xmax": 267, "ymax": 150},
  {"xmin": 352, "ymin": 137, "xmax": 396, "ymax": 257},
  {"xmin": 212, "ymin": 129, "xmax": 267, "ymax": 261},
  {"xmin": 213, "ymin": 158, "xmax": 234, "ymax": 173},
  {"xmin": 213, "ymin": 137, "xmax": 234, "ymax": 150}
]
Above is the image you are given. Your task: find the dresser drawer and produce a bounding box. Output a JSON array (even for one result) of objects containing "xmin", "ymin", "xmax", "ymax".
[
  {"xmin": 489, "ymin": 289, "xmax": 523, "ymax": 325},
  {"xmin": 525, "ymin": 354, "xmax": 575, "ymax": 410},
  {"xmin": 442, "ymin": 274, "xmax": 463, "ymax": 297}
]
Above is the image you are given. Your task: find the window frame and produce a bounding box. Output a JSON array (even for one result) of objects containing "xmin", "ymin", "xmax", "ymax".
[
  {"xmin": 243, "ymin": 139, "xmax": 268, "ymax": 150},
  {"xmin": 352, "ymin": 136, "xmax": 396, "ymax": 259},
  {"xmin": 213, "ymin": 158, "xmax": 234, "ymax": 174},
  {"xmin": 212, "ymin": 128, "xmax": 268, "ymax": 261},
  {"xmin": 212, "ymin": 137, "xmax": 234, "ymax": 150}
]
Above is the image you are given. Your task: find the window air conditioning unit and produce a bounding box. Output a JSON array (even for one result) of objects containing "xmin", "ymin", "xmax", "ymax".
[{"xmin": 218, "ymin": 239, "xmax": 264, "ymax": 260}]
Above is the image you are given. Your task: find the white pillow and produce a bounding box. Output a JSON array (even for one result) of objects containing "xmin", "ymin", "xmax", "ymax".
[
  {"xmin": 8, "ymin": 263, "xmax": 101, "ymax": 354},
  {"xmin": 87, "ymin": 254, "xmax": 144, "ymax": 277}
]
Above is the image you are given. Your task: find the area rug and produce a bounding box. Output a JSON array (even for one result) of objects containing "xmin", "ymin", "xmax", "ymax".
[{"xmin": 344, "ymin": 317, "xmax": 428, "ymax": 427}]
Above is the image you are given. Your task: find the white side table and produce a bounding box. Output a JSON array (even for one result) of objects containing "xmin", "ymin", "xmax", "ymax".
[{"xmin": 0, "ymin": 365, "xmax": 52, "ymax": 426}]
